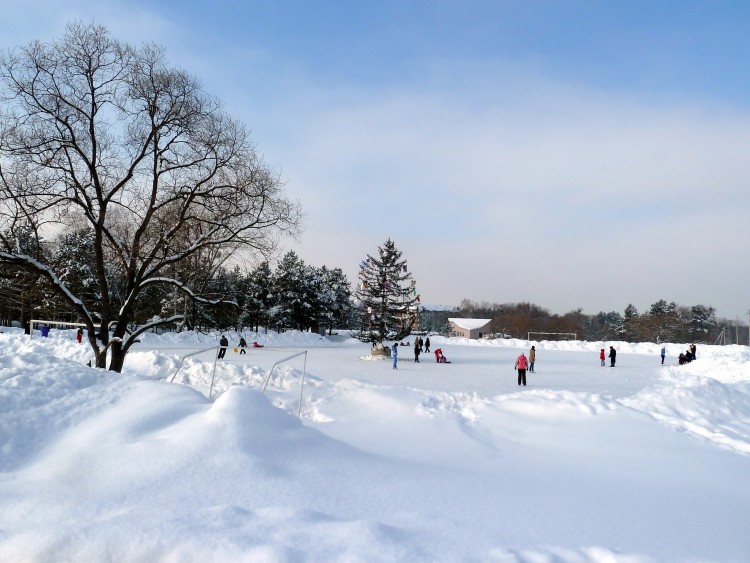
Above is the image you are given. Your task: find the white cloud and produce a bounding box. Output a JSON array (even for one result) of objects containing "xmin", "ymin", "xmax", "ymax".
[{"xmin": 268, "ymin": 65, "xmax": 750, "ymax": 318}]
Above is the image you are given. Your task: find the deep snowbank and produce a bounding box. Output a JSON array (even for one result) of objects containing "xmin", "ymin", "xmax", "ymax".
[{"xmin": 2, "ymin": 328, "xmax": 750, "ymax": 561}]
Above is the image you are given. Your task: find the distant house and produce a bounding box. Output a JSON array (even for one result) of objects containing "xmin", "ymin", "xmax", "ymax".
[{"xmin": 448, "ymin": 318, "xmax": 492, "ymax": 339}]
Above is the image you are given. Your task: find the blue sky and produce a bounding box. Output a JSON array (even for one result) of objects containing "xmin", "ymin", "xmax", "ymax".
[{"xmin": 2, "ymin": 1, "xmax": 750, "ymax": 322}]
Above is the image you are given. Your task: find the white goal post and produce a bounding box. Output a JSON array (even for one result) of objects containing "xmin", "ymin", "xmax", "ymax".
[
  {"xmin": 30, "ymin": 319, "xmax": 101, "ymax": 329},
  {"xmin": 527, "ymin": 331, "xmax": 577, "ymax": 341}
]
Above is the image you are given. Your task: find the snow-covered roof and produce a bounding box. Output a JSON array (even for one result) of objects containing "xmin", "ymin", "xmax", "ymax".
[{"xmin": 448, "ymin": 318, "xmax": 491, "ymax": 330}]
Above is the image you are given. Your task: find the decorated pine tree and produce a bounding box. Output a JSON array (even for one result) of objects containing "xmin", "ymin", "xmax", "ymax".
[{"xmin": 352, "ymin": 239, "xmax": 419, "ymax": 347}]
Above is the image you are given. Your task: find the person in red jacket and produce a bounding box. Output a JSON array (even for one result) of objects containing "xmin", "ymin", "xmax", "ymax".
[
  {"xmin": 434, "ymin": 348, "xmax": 450, "ymax": 363},
  {"xmin": 515, "ymin": 352, "xmax": 528, "ymax": 386},
  {"xmin": 599, "ymin": 348, "xmax": 606, "ymax": 366}
]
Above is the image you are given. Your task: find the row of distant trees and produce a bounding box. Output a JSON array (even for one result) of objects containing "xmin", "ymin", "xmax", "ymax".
[
  {"xmin": 456, "ymin": 299, "xmax": 745, "ymax": 344},
  {"xmin": 1, "ymin": 225, "xmax": 741, "ymax": 347},
  {"xmin": 0, "ymin": 236, "xmax": 351, "ymax": 336}
]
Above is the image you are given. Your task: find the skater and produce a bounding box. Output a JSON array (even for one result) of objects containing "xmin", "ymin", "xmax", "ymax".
[
  {"xmin": 660, "ymin": 344, "xmax": 666, "ymax": 365},
  {"xmin": 528, "ymin": 345, "xmax": 536, "ymax": 372},
  {"xmin": 424, "ymin": 336, "xmax": 430, "ymax": 353},
  {"xmin": 239, "ymin": 337, "xmax": 247, "ymax": 354},
  {"xmin": 76, "ymin": 327, "xmax": 83, "ymax": 344},
  {"xmin": 609, "ymin": 346, "xmax": 616, "ymax": 367},
  {"xmin": 414, "ymin": 339, "xmax": 421, "ymax": 362},
  {"xmin": 392, "ymin": 343, "xmax": 399, "ymax": 369},
  {"xmin": 600, "ymin": 348, "xmax": 606, "ymax": 366},
  {"xmin": 515, "ymin": 352, "xmax": 528, "ymax": 386},
  {"xmin": 690, "ymin": 343, "xmax": 697, "ymax": 359},
  {"xmin": 217, "ymin": 334, "xmax": 229, "ymax": 359}
]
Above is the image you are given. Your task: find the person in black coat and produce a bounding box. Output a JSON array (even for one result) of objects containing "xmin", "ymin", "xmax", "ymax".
[
  {"xmin": 218, "ymin": 335, "xmax": 229, "ymax": 359},
  {"xmin": 609, "ymin": 346, "xmax": 616, "ymax": 367}
]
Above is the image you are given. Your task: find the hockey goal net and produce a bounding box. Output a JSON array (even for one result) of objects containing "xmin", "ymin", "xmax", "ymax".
[{"xmin": 527, "ymin": 331, "xmax": 577, "ymax": 341}]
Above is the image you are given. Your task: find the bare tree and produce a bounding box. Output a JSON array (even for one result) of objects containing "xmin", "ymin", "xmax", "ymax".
[{"xmin": 0, "ymin": 22, "xmax": 301, "ymax": 371}]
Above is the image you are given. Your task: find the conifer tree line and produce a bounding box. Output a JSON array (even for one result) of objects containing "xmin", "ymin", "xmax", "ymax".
[
  {"xmin": 457, "ymin": 299, "xmax": 746, "ymax": 344},
  {"xmin": 0, "ymin": 228, "xmax": 351, "ymax": 336}
]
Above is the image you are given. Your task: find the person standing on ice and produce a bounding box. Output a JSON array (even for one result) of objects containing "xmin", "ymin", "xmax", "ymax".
[
  {"xmin": 528, "ymin": 346, "xmax": 536, "ymax": 372},
  {"xmin": 515, "ymin": 352, "xmax": 528, "ymax": 386},
  {"xmin": 599, "ymin": 348, "xmax": 606, "ymax": 366},
  {"xmin": 660, "ymin": 344, "xmax": 666, "ymax": 365},
  {"xmin": 392, "ymin": 343, "xmax": 399, "ymax": 369},
  {"xmin": 609, "ymin": 346, "xmax": 616, "ymax": 367},
  {"xmin": 424, "ymin": 336, "xmax": 431, "ymax": 353},
  {"xmin": 218, "ymin": 335, "xmax": 229, "ymax": 359},
  {"xmin": 76, "ymin": 327, "xmax": 83, "ymax": 344}
]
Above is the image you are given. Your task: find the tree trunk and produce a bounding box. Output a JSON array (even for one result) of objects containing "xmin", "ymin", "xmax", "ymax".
[
  {"xmin": 95, "ymin": 349, "xmax": 108, "ymax": 369},
  {"xmin": 109, "ymin": 343, "xmax": 126, "ymax": 372}
]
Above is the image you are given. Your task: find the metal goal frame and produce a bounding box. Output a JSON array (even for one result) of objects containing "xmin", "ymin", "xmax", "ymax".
[{"xmin": 527, "ymin": 331, "xmax": 577, "ymax": 341}]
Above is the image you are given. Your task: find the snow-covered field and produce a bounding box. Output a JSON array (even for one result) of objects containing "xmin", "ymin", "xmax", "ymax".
[{"xmin": 2, "ymin": 327, "xmax": 750, "ymax": 562}]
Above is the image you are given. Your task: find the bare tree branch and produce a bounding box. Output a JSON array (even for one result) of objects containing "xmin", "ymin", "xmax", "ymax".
[{"xmin": 1, "ymin": 22, "xmax": 302, "ymax": 371}]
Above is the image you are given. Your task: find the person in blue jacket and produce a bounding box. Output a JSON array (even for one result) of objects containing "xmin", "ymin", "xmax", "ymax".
[{"xmin": 392, "ymin": 343, "xmax": 398, "ymax": 369}]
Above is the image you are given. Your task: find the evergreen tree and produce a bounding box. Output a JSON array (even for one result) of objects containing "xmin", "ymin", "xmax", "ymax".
[
  {"xmin": 189, "ymin": 266, "xmax": 240, "ymax": 331},
  {"xmin": 273, "ymin": 251, "xmax": 314, "ymax": 331},
  {"xmin": 352, "ymin": 239, "xmax": 418, "ymax": 346},
  {"xmin": 243, "ymin": 261, "xmax": 275, "ymax": 333},
  {"xmin": 647, "ymin": 299, "xmax": 680, "ymax": 342},
  {"xmin": 317, "ymin": 266, "xmax": 352, "ymax": 334},
  {"xmin": 618, "ymin": 304, "xmax": 640, "ymax": 340},
  {"xmin": 649, "ymin": 299, "xmax": 672, "ymax": 316},
  {"xmin": 688, "ymin": 305, "xmax": 716, "ymax": 341}
]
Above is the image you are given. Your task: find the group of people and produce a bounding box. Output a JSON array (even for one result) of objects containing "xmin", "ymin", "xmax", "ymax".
[
  {"xmin": 393, "ymin": 337, "xmax": 700, "ymax": 382},
  {"xmin": 391, "ymin": 336, "xmax": 438, "ymax": 369},
  {"xmin": 217, "ymin": 335, "xmax": 264, "ymax": 359},
  {"xmin": 678, "ymin": 344, "xmax": 697, "ymax": 365},
  {"xmin": 518, "ymin": 344, "xmax": 626, "ymax": 385}
]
